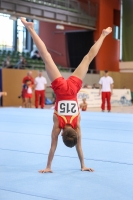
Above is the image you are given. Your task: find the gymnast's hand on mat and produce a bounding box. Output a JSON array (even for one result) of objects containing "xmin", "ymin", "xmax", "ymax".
[
  {"xmin": 20, "ymin": 18, "xmax": 34, "ymax": 30},
  {"xmin": 81, "ymin": 167, "xmax": 94, "ymax": 172},
  {"xmin": 102, "ymin": 27, "xmax": 112, "ymax": 37},
  {"xmin": 38, "ymin": 168, "xmax": 53, "ymax": 173}
]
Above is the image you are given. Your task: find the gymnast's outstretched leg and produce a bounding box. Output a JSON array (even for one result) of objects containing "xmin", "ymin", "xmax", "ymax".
[
  {"xmin": 21, "ymin": 18, "xmax": 61, "ymax": 82},
  {"xmin": 72, "ymin": 27, "xmax": 112, "ymax": 80}
]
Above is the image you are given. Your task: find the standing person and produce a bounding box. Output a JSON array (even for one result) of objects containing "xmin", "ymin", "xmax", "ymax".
[
  {"xmin": 99, "ymin": 70, "xmax": 114, "ymax": 112},
  {"xmin": 21, "ymin": 17, "xmax": 112, "ymax": 173},
  {"xmin": 21, "ymin": 71, "xmax": 34, "ymax": 107},
  {"xmin": 34, "ymin": 71, "xmax": 47, "ymax": 109},
  {"xmin": 25, "ymin": 80, "xmax": 33, "ymax": 108}
]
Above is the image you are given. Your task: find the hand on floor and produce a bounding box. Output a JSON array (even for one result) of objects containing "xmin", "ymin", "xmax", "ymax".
[
  {"xmin": 81, "ymin": 167, "xmax": 94, "ymax": 172},
  {"xmin": 38, "ymin": 168, "xmax": 53, "ymax": 173}
]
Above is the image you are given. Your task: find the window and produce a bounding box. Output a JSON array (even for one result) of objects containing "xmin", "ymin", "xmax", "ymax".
[
  {"xmin": 17, "ymin": 18, "xmax": 26, "ymax": 52},
  {"xmin": 0, "ymin": 13, "xmax": 13, "ymax": 50},
  {"xmin": 113, "ymin": 9, "xmax": 120, "ymax": 40},
  {"xmin": 113, "ymin": 25, "xmax": 120, "ymax": 40}
]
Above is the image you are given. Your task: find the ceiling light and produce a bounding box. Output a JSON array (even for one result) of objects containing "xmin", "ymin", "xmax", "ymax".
[{"xmin": 56, "ymin": 24, "xmax": 64, "ymax": 30}]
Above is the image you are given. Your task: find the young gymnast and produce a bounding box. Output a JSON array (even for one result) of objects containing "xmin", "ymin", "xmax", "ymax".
[
  {"xmin": 21, "ymin": 18, "xmax": 112, "ymax": 173},
  {"xmin": 25, "ymin": 80, "xmax": 33, "ymax": 108}
]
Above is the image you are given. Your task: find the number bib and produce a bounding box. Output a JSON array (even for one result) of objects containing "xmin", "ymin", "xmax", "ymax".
[{"xmin": 58, "ymin": 100, "xmax": 79, "ymax": 116}]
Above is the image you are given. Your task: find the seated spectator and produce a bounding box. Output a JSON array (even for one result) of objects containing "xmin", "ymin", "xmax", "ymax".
[
  {"xmin": 80, "ymin": 98, "xmax": 88, "ymax": 111},
  {"xmin": 83, "ymin": 84, "xmax": 92, "ymax": 89},
  {"xmin": 2, "ymin": 56, "xmax": 12, "ymax": 68},
  {"xmin": 15, "ymin": 56, "xmax": 26, "ymax": 69},
  {"xmin": 92, "ymin": 83, "xmax": 99, "ymax": 89},
  {"xmin": 30, "ymin": 50, "xmax": 41, "ymax": 60}
]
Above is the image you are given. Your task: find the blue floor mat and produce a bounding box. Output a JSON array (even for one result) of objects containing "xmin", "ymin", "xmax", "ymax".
[{"xmin": 0, "ymin": 108, "xmax": 133, "ymax": 200}]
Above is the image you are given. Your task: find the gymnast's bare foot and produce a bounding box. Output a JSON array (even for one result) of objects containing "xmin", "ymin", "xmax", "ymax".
[
  {"xmin": 20, "ymin": 17, "xmax": 34, "ymax": 30},
  {"xmin": 38, "ymin": 168, "xmax": 53, "ymax": 173},
  {"xmin": 102, "ymin": 27, "xmax": 112, "ymax": 37}
]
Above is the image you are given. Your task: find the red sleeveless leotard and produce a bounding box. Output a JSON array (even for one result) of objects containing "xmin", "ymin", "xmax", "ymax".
[
  {"xmin": 51, "ymin": 76, "xmax": 82, "ymax": 129},
  {"xmin": 54, "ymin": 110, "xmax": 79, "ymax": 129}
]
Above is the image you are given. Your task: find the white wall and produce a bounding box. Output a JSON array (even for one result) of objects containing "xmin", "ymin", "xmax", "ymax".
[{"xmin": 119, "ymin": 62, "xmax": 133, "ymax": 72}]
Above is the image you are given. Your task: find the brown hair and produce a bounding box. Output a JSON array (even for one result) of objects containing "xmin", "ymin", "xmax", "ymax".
[{"xmin": 62, "ymin": 127, "xmax": 77, "ymax": 148}]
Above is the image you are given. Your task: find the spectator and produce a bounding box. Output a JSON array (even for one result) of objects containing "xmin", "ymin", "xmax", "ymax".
[
  {"xmin": 99, "ymin": 70, "xmax": 114, "ymax": 112},
  {"xmin": 92, "ymin": 83, "xmax": 97, "ymax": 89},
  {"xmin": 3, "ymin": 56, "xmax": 12, "ymax": 68},
  {"xmin": 83, "ymin": 84, "xmax": 92, "ymax": 89},
  {"xmin": 25, "ymin": 80, "xmax": 33, "ymax": 108},
  {"xmin": 34, "ymin": 71, "xmax": 47, "ymax": 109},
  {"xmin": 15, "ymin": 56, "xmax": 26, "ymax": 69},
  {"xmin": 21, "ymin": 71, "xmax": 34, "ymax": 107},
  {"xmin": 31, "ymin": 49, "xmax": 41, "ymax": 60},
  {"xmin": 80, "ymin": 98, "xmax": 88, "ymax": 111}
]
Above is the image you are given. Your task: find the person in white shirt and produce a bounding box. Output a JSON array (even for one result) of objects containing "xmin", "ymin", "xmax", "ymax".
[
  {"xmin": 34, "ymin": 71, "xmax": 47, "ymax": 108},
  {"xmin": 99, "ymin": 70, "xmax": 114, "ymax": 112}
]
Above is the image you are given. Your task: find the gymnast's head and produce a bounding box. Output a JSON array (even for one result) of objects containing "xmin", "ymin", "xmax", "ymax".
[{"xmin": 62, "ymin": 126, "xmax": 78, "ymax": 148}]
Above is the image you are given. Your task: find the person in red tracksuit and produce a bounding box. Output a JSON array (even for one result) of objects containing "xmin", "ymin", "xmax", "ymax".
[
  {"xmin": 21, "ymin": 17, "xmax": 112, "ymax": 173},
  {"xmin": 21, "ymin": 71, "xmax": 34, "ymax": 107},
  {"xmin": 99, "ymin": 70, "xmax": 114, "ymax": 112},
  {"xmin": 34, "ymin": 71, "xmax": 47, "ymax": 109}
]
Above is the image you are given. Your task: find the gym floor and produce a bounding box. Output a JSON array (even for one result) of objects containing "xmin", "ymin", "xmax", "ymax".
[{"xmin": 0, "ymin": 108, "xmax": 133, "ymax": 200}]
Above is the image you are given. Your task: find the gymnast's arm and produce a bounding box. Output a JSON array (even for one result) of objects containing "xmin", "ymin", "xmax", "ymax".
[
  {"xmin": 39, "ymin": 115, "xmax": 61, "ymax": 173},
  {"xmin": 76, "ymin": 119, "xmax": 94, "ymax": 172}
]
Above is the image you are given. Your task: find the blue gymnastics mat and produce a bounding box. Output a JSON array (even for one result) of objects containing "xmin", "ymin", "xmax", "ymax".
[{"xmin": 0, "ymin": 108, "xmax": 133, "ymax": 200}]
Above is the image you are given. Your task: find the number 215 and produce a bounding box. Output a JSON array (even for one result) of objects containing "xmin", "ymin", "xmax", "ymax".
[{"xmin": 60, "ymin": 103, "xmax": 76, "ymax": 113}]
